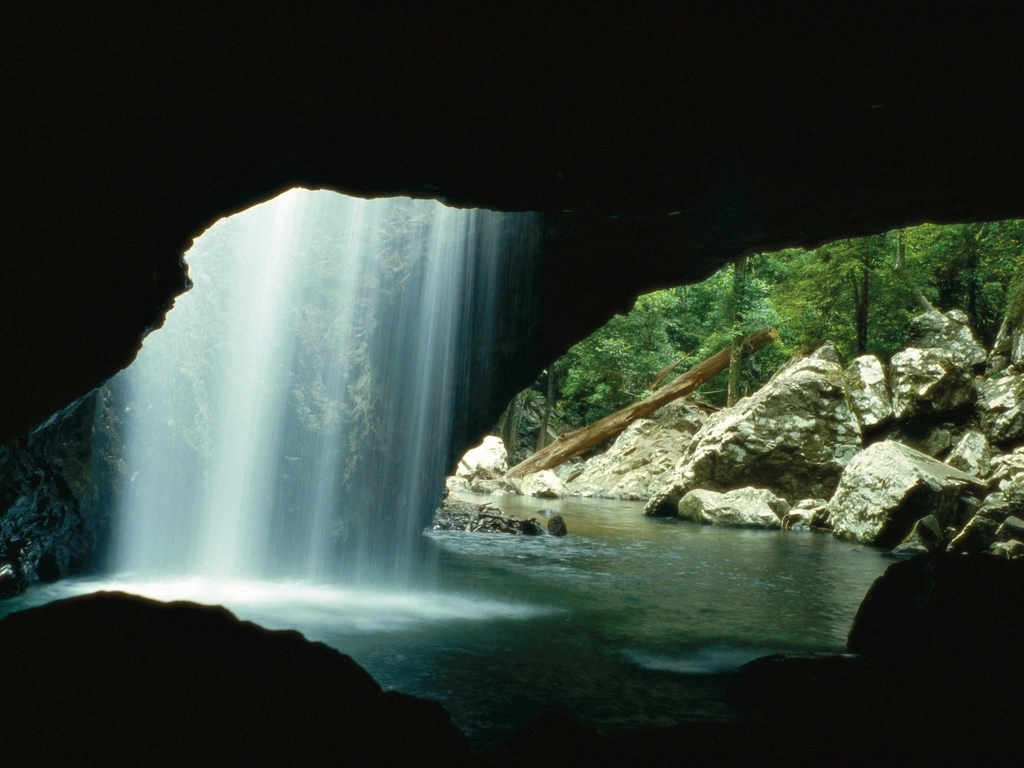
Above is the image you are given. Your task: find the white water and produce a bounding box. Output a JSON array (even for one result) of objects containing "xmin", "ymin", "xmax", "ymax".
[{"xmin": 110, "ymin": 189, "xmax": 536, "ymax": 585}]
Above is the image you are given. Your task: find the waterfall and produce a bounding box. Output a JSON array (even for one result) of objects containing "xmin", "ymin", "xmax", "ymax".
[{"xmin": 110, "ymin": 189, "xmax": 537, "ymax": 585}]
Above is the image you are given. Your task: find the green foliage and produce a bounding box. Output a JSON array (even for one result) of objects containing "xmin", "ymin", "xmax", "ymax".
[{"xmin": 543, "ymin": 219, "xmax": 1024, "ymax": 430}]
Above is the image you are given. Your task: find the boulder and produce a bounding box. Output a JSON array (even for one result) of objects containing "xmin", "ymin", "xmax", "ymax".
[
  {"xmin": 892, "ymin": 514, "xmax": 945, "ymax": 555},
  {"xmin": 976, "ymin": 373, "xmax": 1024, "ymax": 445},
  {"xmin": 947, "ymin": 483, "xmax": 1024, "ymax": 554},
  {"xmin": 987, "ymin": 318, "xmax": 1015, "ymax": 374},
  {"xmin": 0, "ymin": 592, "xmax": 470, "ymax": 764},
  {"xmin": 988, "ymin": 447, "xmax": 1024, "ymax": 487},
  {"xmin": 990, "ymin": 539, "xmax": 1024, "ymax": 559},
  {"xmin": 429, "ymin": 498, "xmax": 545, "ymax": 535},
  {"xmin": 468, "ymin": 476, "xmax": 522, "ymax": 496},
  {"xmin": 905, "ymin": 309, "xmax": 987, "ymax": 370},
  {"xmin": 547, "ymin": 515, "xmax": 568, "ymax": 536},
  {"xmin": 455, "ymin": 435, "xmax": 508, "ymax": 477},
  {"xmin": 568, "ymin": 401, "xmax": 705, "ymax": 499},
  {"xmin": 944, "ymin": 429, "xmax": 992, "ymax": 478},
  {"xmin": 847, "ymin": 552, "xmax": 1024, "ymax": 660},
  {"xmin": 888, "ymin": 347, "xmax": 975, "ymax": 420},
  {"xmin": 845, "ymin": 355, "xmax": 893, "ymax": 429},
  {"xmin": 677, "ymin": 487, "xmax": 789, "ymax": 528},
  {"xmin": 828, "ymin": 441, "xmax": 984, "ymax": 549},
  {"xmin": 521, "ymin": 470, "xmax": 568, "ymax": 499},
  {"xmin": 645, "ymin": 347, "xmax": 862, "ymax": 514},
  {"xmin": 996, "ymin": 515, "xmax": 1024, "ymax": 543}
]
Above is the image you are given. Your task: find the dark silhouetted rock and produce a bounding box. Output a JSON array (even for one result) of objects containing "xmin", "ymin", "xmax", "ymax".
[{"xmin": 0, "ymin": 592, "xmax": 469, "ymax": 765}]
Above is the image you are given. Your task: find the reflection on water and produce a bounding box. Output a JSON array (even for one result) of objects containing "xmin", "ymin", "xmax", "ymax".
[{"xmin": 0, "ymin": 495, "xmax": 889, "ymax": 751}]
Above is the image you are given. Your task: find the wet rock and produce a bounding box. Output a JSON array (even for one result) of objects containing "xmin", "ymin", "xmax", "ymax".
[
  {"xmin": 547, "ymin": 515, "xmax": 568, "ymax": 536},
  {"xmin": 455, "ymin": 435, "xmax": 508, "ymax": 477},
  {"xmin": 889, "ymin": 347, "xmax": 975, "ymax": 420},
  {"xmin": 645, "ymin": 346, "xmax": 862, "ymax": 512},
  {"xmin": 892, "ymin": 515, "xmax": 944, "ymax": 555},
  {"xmin": 977, "ymin": 373, "xmax": 1024, "ymax": 445},
  {"xmin": 677, "ymin": 487, "xmax": 789, "ymax": 529},
  {"xmin": 0, "ymin": 592, "xmax": 470, "ymax": 764},
  {"xmin": 568, "ymin": 401, "xmax": 706, "ymax": 500},
  {"xmin": 944, "ymin": 429, "xmax": 992, "ymax": 478},
  {"xmin": 521, "ymin": 470, "xmax": 568, "ymax": 498},
  {"xmin": 0, "ymin": 388, "xmax": 121, "ymax": 598},
  {"xmin": 429, "ymin": 498, "xmax": 545, "ymax": 536},
  {"xmin": 906, "ymin": 309, "xmax": 987, "ymax": 370},
  {"xmin": 828, "ymin": 441, "xmax": 984, "ymax": 549},
  {"xmin": 845, "ymin": 354, "xmax": 893, "ymax": 429}
]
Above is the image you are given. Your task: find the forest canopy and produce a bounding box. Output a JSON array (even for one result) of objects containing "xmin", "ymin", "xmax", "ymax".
[{"xmin": 507, "ymin": 220, "xmax": 1024, "ymax": 447}]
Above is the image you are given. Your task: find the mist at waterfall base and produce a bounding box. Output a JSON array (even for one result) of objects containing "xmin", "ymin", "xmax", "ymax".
[{"xmin": 5, "ymin": 189, "xmax": 892, "ymax": 749}]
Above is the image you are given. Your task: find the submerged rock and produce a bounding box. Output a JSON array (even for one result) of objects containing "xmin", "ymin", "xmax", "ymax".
[
  {"xmin": 677, "ymin": 487, "xmax": 789, "ymax": 529},
  {"xmin": 828, "ymin": 441, "xmax": 984, "ymax": 549},
  {"xmin": 645, "ymin": 346, "xmax": 862, "ymax": 513},
  {"xmin": 845, "ymin": 354, "xmax": 893, "ymax": 430},
  {"xmin": 568, "ymin": 401, "xmax": 706, "ymax": 500}
]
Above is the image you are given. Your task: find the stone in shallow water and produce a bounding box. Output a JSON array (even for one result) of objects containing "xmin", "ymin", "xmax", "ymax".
[{"xmin": 677, "ymin": 487, "xmax": 789, "ymax": 529}]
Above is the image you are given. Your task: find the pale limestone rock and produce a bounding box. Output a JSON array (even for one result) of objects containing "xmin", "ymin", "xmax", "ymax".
[
  {"xmin": 455, "ymin": 435, "xmax": 508, "ymax": 477},
  {"xmin": 944, "ymin": 429, "xmax": 992, "ymax": 478},
  {"xmin": 977, "ymin": 373, "xmax": 1024, "ymax": 445},
  {"xmin": 568, "ymin": 401, "xmax": 705, "ymax": 500},
  {"xmin": 521, "ymin": 469, "xmax": 568, "ymax": 499},
  {"xmin": 644, "ymin": 346, "xmax": 862, "ymax": 515},
  {"xmin": 906, "ymin": 308, "xmax": 987, "ymax": 369},
  {"xmin": 845, "ymin": 354, "xmax": 893, "ymax": 429},
  {"xmin": 828, "ymin": 441, "xmax": 984, "ymax": 548},
  {"xmin": 889, "ymin": 347, "xmax": 975, "ymax": 419},
  {"xmin": 676, "ymin": 487, "xmax": 789, "ymax": 528}
]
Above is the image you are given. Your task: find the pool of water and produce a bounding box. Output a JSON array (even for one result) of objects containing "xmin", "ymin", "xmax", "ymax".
[{"xmin": 0, "ymin": 494, "xmax": 890, "ymax": 751}]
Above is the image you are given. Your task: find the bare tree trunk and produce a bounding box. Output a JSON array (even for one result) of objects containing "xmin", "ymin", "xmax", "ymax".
[
  {"xmin": 535, "ymin": 369, "xmax": 554, "ymax": 451},
  {"xmin": 727, "ymin": 255, "xmax": 747, "ymax": 406},
  {"xmin": 506, "ymin": 327, "xmax": 778, "ymax": 478}
]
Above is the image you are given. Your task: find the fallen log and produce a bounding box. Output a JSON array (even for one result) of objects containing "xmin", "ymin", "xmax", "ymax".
[{"xmin": 505, "ymin": 327, "xmax": 778, "ymax": 478}]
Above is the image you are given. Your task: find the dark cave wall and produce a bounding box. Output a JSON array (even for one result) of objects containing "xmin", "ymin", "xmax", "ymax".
[
  {"xmin": 0, "ymin": 387, "xmax": 123, "ymax": 596},
  {"xmin": 4, "ymin": 6, "xmax": 1024, "ymax": 446}
]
